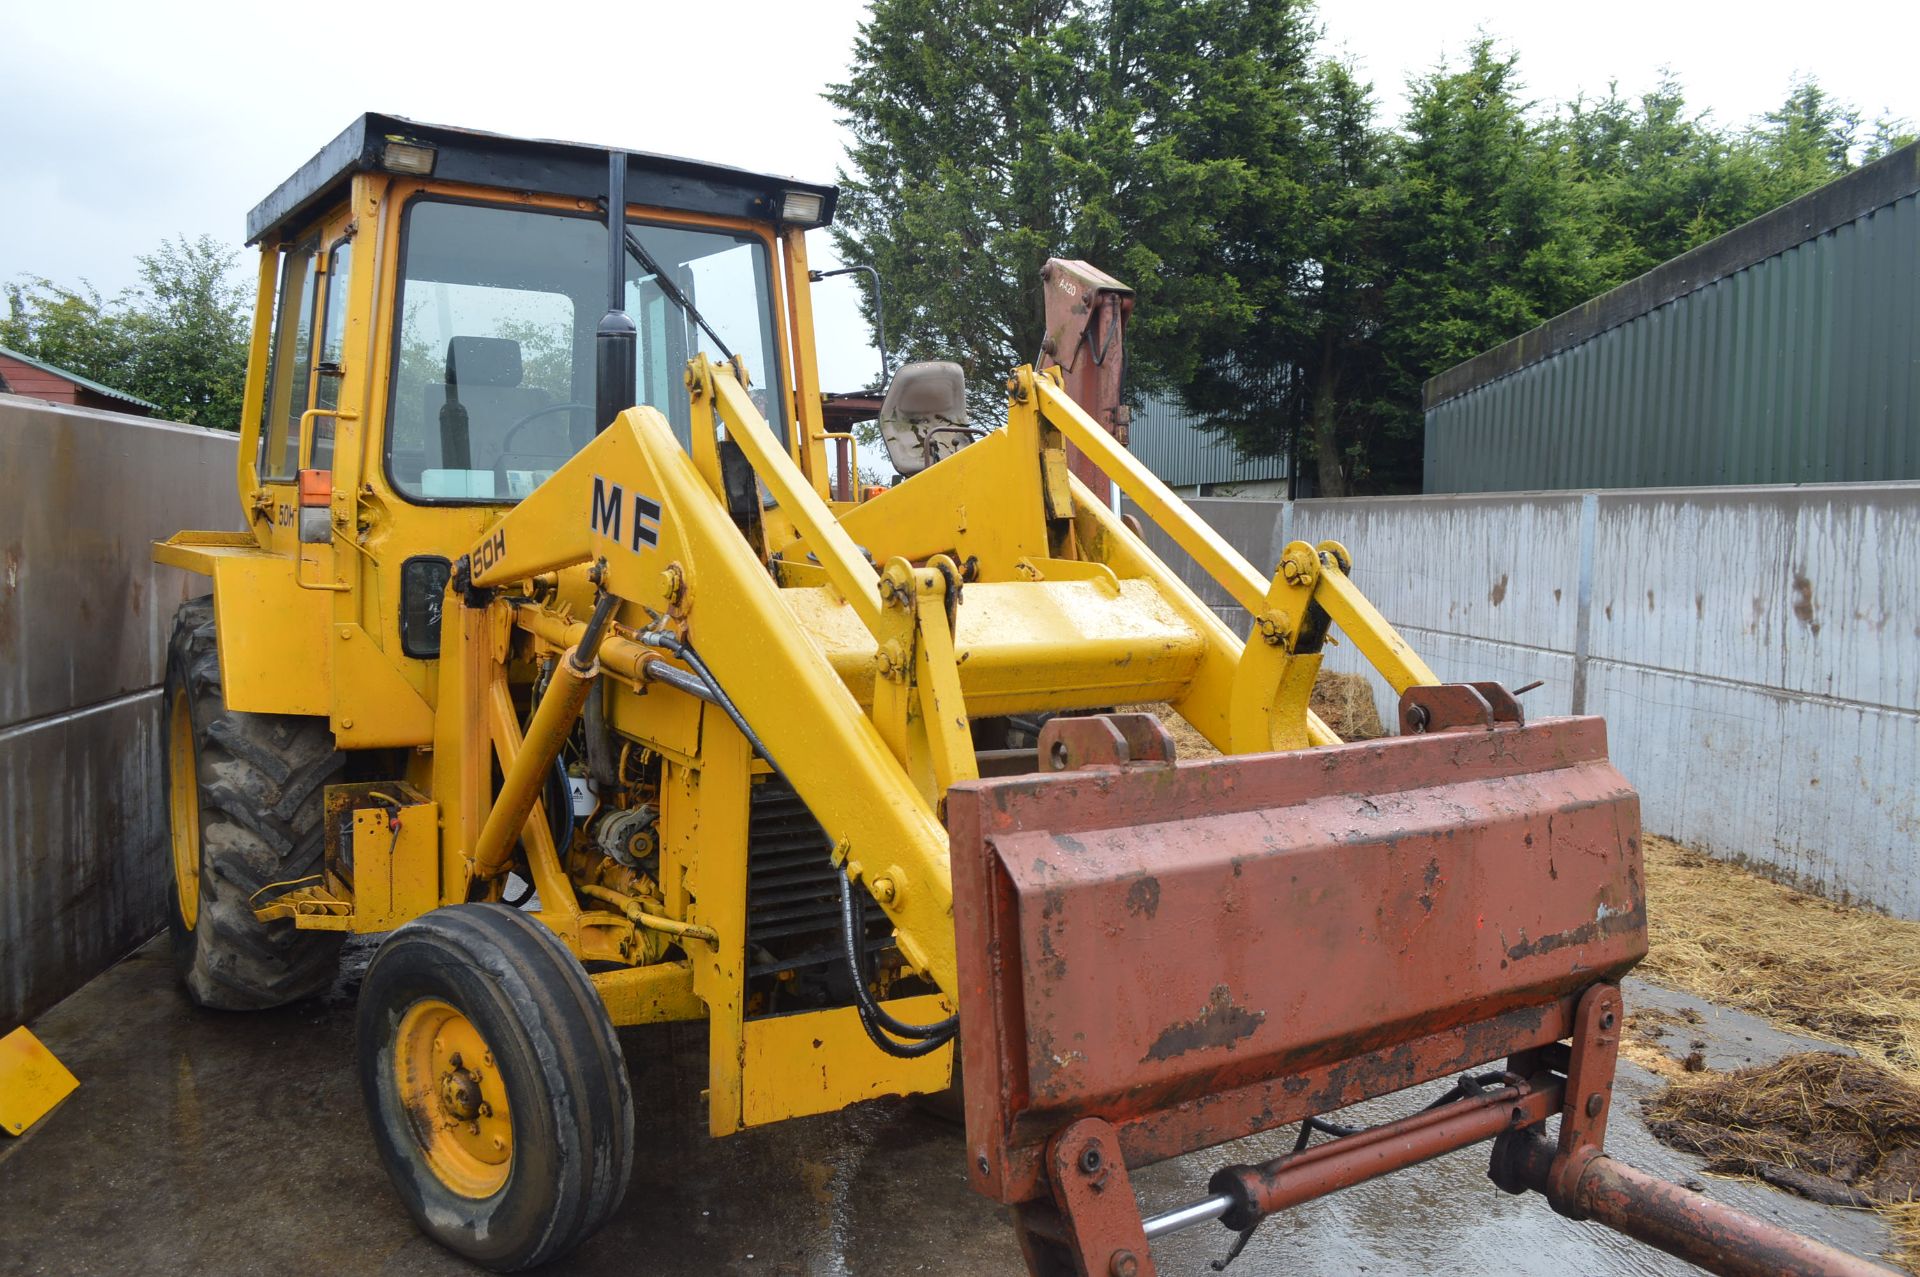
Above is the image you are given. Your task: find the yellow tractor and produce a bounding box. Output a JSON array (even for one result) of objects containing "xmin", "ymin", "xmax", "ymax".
[{"xmin": 154, "ymin": 116, "xmax": 1874, "ymax": 1276}]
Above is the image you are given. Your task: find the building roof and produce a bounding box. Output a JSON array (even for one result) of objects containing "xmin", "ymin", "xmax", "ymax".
[
  {"xmin": 1424, "ymin": 141, "xmax": 1920, "ymax": 411},
  {"xmin": 0, "ymin": 344, "xmax": 158, "ymax": 410},
  {"xmin": 248, "ymin": 113, "xmax": 840, "ymax": 246}
]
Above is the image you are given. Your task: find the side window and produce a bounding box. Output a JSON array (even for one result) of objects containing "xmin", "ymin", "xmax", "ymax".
[
  {"xmin": 257, "ymin": 240, "xmax": 320, "ymax": 482},
  {"xmin": 627, "ymin": 221, "xmax": 787, "ymax": 450},
  {"xmin": 304, "ymin": 238, "xmax": 354, "ymax": 472}
]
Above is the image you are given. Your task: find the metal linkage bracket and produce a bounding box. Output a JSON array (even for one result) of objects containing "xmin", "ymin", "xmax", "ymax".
[
  {"xmin": 1037, "ymin": 713, "xmax": 1177, "ymax": 772},
  {"xmin": 1012, "ymin": 1118, "xmax": 1157, "ymax": 1277},
  {"xmin": 1398, "ymin": 681, "xmax": 1525, "ymax": 734},
  {"xmin": 1486, "ymin": 984, "xmax": 1889, "ymax": 1277}
]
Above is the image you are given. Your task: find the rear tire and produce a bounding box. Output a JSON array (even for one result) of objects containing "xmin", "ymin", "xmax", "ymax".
[
  {"xmin": 164, "ymin": 595, "xmax": 344, "ymax": 1009},
  {"xmin": 357, "ymin": 904, "xmax": 635, "ymax": 1272}
]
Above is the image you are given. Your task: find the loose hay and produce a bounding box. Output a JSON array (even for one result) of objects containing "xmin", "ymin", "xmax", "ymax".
[
  {"xmin": 1125, "ymin": 671, "xmax": 1385, "ymax": 759},
  {"xmin": 1646, "ymin": 1053, "xmax": 1920, "ymax": 1218},
  {"xmin": 1638, "ymin": 835, "xmax": 1920, "ymax": 1268},
  {"xmin": 1125, "ymin": 704, "xmax": 1219, "ymax": 760},
  {"xmin": 1640, "ymin": 834, "xmax": 1920, "ymax": 1075},
  {"xmin": 1309, "ymin": 671, "xmax": 1385, "ymax": 741}
]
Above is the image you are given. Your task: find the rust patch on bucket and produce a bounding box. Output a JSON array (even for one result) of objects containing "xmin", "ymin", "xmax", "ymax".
[{"xmin": 1143, "ymin": 985, "xmax": 1266, "ymax": 1062}]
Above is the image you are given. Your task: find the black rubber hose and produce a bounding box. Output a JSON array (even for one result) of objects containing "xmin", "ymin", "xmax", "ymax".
[
  {"xmin": 546, "ymin": 754, "xmax": 575, "ymax": 855},
  {"xmin": 838, "ymin": 872, "xmax": 957, "ymax": 1047},
  {"xmin": 637, "ymin": 630, "xmax": 776, "ymax": 765},
  {"xmin": 854, "ymin": 998, "xmax": 955, "ymax": 1059}
]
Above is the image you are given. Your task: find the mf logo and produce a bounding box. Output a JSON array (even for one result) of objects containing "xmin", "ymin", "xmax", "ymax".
[{"xmin": 591, "ymin": 475, "xmax": 663, "ymax": 552}]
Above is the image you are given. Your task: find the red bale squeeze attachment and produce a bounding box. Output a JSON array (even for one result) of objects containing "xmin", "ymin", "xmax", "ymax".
[{"xmin": 948, "ymin": 708, "xmax": 1890, "ymax": 1277}]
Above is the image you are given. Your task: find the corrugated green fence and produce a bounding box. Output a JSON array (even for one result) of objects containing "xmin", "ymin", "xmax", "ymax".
[
  {"xmin": 1424, "ymin": 143, "xmax": 1920, "ymax": 493},
  {"xmin": 1129, "ymin": 388, "xmax": 1287, "ymax": 489}
]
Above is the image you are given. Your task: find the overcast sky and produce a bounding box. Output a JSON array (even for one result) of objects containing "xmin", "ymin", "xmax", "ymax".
[{"xmin": 3, "ymin": 0, "xmax": 1912, "ymax": 395}]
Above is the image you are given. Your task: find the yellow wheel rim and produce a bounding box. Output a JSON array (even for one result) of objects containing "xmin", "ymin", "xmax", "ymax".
[
  {"xmin": 394, "ymin": 999, "xmax": 513, "ymax": 1198},
  {"xmin": 167, "ymin": 687, "xmax": 201, "ymax": 930}
]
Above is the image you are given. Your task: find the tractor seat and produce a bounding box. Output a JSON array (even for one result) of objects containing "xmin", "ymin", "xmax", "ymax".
[{"xmin": 422, "ymin": 336, "xmax": 553, "ymax": 478}]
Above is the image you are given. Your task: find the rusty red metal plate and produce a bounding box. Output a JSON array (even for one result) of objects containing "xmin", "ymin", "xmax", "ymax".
[{"xmin": 948, "ymin": 716, "xmax": 1645, "ymax": 1205}]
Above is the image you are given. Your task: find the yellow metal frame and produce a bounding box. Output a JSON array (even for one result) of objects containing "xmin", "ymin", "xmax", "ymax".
[{"xmin": 157, "ymin": 163, "xmax": 1448, "ymax": 1135}]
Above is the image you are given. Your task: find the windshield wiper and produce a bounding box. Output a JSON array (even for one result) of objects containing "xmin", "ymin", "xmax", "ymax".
[{"xmin": 621, "ymin": 226, "xmax": 737, "ymax": 366}]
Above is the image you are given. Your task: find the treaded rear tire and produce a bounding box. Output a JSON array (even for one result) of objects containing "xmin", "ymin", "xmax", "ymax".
[
  {"xmin": 358, "ymin": 904, "xmax": 635, "ymax": 1271},
  {"xmin": 164, "ymin": 594, "xmax": 344, "ymax": 1009}
]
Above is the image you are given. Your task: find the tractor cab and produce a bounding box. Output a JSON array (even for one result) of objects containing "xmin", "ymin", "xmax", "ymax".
[
  {"xmin": 239, "ymin": 112, "xmax": 839, "ymax": 565},
  {"xmin": 180, "ymin": 115, "xmax": 846, "ymax": 750}
]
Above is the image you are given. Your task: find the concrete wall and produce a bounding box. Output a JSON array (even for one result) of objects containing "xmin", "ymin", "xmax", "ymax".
[
  {"xmin": 1, "ymin": 394, "xmax": 239, "ymax": 1027},
  {"xmin": 1125, "ymin": 484, "xmax": 1920, "ymax": 919}
]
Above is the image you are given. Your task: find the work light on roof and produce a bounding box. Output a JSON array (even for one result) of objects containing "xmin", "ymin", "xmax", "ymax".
[
  {"xmin": 779, "ymin": 190, "xmax": 825, "ymax": 227},
  {"xmin": 381, "ymin": 141, "xmax": 437, "ymax": 176}
]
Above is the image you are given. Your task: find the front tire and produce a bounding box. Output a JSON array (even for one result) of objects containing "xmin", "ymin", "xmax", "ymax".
[
  {"xmin": 357, "ymin": 905, "xmax": 635, "ymax": 1272},
  {"xmin": 164, "ymin": 595, "xmax": 344, "ymax": 1009}
]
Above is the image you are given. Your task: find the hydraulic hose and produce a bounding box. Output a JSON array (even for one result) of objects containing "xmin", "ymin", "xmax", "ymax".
[{"xmin": 838, "ymin": 872, "xmax": 957, "ymax": 1054}]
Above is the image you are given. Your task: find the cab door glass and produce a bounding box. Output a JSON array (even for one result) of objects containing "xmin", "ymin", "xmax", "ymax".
[
  {"xmin": 257, "ymin": 240, "xmax": 319, "ymax": 481},
  {"xmin": 302, "ymin": 238, "xmax": 354, "ymax": 472}
]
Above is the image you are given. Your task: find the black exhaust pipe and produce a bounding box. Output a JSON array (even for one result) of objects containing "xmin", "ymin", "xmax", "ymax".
[{"xmin": 595, "ymin": 150, "xmax": 638, "ymax": 433}]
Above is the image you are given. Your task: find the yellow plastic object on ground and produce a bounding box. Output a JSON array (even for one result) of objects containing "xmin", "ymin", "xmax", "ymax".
[{"xmin": 0, "ymin": 1027, "xmax": 78, "ymax": 1136}]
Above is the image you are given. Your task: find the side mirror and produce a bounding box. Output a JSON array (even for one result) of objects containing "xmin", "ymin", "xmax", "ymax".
[{"xmin": 878, "ymin": 361, "xmax": 971, "ymax": 478}]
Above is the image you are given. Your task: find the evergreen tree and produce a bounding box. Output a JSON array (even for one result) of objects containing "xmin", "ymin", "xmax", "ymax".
[
  {"xmin": 827, "ymin": 0, "xmax": 1322, "ymax": 415},
  {"xmin": 1750, "ymin": 76, "xmax": 1860, "ymax": 202},
  {"xmin": 1372, "ymin": 40, "xmax": 1607, "ymax": 488},
  {"xmin": 1555, "ymin": 75, "xmax": 1768, "ymax": 278},
  {"xmin": 1185, "ymin": 57, "xmax": 1398, "ymax": 494},
  {"xmin": 828, "ymin": 20, "xmax": 1893, "ymax": 495},
  {"xmin": 1863, "ymin": 113, "xmax": 1917, "ymax": 162}
]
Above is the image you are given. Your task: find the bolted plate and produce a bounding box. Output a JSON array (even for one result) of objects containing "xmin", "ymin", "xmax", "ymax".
[{"xmin": 948, "ymin": 716, "xmax": 1644, "ymax": 1204}]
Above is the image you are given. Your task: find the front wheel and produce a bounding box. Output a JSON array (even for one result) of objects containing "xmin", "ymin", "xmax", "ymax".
[{"xmin": 357, "ymin": 905, "xmax": 635, "ymax": 1271}]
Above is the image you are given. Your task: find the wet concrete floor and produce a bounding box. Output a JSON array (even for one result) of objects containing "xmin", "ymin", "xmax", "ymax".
[{"xmin": 0, "ymin": 939, "xmax": 1895, "ymax": 1275}]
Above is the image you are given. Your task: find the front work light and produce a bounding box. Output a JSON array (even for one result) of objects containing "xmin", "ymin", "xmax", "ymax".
[
  {"xmin": 779, "ymin": 190, "xmax": 825, "ymax": 226},
  {"xmin": 381, "ymin": 141, "xmax": 437, "ymax": 176}
]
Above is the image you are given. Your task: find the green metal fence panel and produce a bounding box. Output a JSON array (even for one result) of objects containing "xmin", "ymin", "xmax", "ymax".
[
  {"xmin": 1424, "ymin": 145, "xmax": 1920, "ymax": 493},
  {"xmin": 1129, "ymin": 389, "xmax": 1287, "ymax": 488}
]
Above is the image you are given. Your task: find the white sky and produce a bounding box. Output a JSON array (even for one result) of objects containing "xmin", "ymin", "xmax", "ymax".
[{"xmin": 3, "ymin": 0, "xmax": 1913, "ymax": 400}]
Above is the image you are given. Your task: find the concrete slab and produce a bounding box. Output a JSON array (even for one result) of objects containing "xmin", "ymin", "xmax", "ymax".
[{"xmin": 0, "ymin": 946, "xmax": 1896, "ymax": 1275}]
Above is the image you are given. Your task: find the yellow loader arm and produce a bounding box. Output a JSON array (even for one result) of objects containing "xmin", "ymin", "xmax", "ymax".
[{"xmin": 461, "ymin": 388, "xmax": 961, "ymax": 994}]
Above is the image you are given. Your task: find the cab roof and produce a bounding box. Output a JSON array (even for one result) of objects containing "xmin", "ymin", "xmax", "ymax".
[{"xmin": 246, "ymin": 112, "xmax": 839, "ymax": 246}]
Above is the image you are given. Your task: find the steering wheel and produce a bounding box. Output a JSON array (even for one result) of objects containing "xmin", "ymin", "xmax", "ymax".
[{"xmin": 497, "ymin": 401, "xmax": 592, "ymax": 455}]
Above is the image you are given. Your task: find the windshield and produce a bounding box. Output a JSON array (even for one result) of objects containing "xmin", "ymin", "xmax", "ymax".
[{"xmin": 385, "ymin": 198, "xmax": 786, "ymax": 502}]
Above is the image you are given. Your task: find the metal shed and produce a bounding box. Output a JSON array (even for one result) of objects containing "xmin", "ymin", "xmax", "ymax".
[
  {"xmin": 1128, "ymin": 387, "xmax": 1288, "ymax": 495},
  {"xmin": 1423, "ymin": 143, "xmax": 1920, "ymax": 493},
  {"xmin": 0, "ymin": 344, "xmax": 156, "ymax": 416}
]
